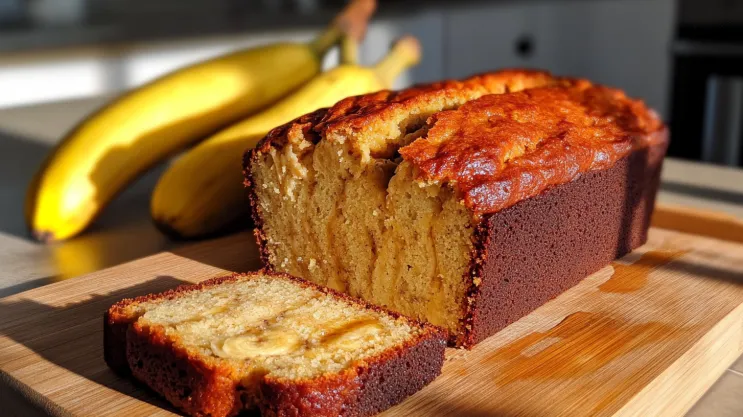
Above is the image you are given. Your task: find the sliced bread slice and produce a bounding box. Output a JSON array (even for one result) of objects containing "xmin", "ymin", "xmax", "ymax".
[{"xmin": 104, "ymin": 271, "xmax": 445, "ymax": 417}]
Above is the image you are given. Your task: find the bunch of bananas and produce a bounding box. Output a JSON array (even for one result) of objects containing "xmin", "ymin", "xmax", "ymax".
[{"xmin": 26, "ymin": 0, "xmax": 421, "ymax": 242}]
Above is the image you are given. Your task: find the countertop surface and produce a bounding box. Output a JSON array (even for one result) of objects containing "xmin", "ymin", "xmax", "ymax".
[{"xmin": 0, "ymin": 97, "xmax": 741, "ymax": 416}]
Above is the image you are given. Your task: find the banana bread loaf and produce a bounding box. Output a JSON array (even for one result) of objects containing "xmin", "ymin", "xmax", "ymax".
[
  {"xmin": 104, "ymin": 271, "xmax": 445, "ymax": 417},
  {"xmin": 244, "ymin": 69, "xmax": 668, "ymax": 347}
]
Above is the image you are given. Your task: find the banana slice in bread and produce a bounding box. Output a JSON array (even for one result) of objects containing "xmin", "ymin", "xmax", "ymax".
[
  {"xmin": 212, "ymin": 329, "xmax": 302, "ymax": 359},
  {"xmin": 105, "ymin": 271, "xmax": 445, "ymax": 417}
]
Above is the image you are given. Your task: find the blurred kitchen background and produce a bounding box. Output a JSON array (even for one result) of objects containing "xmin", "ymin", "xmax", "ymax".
[{"xmin": 0, "ymin": 0, "xmax": 739, "ymax": 166}]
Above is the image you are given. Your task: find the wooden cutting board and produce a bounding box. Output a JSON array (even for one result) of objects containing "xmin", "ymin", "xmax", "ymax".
[{"xmin": 1, "ymin": 210, "xmax": 743, "ymax": 416}]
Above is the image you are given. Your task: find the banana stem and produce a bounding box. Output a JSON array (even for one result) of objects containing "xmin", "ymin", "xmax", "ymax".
[
  {"xmin": 309, "ymin": 26, "xmax": 343, "ymax": 55},
  {"xmin": 340, "ymin": 36, "xmax": 359, "ymax": 65},
  {"xmin": 309, "ymin": 0, "xmax": 376, "ymax": 56},
  {"xmin": 373, "ymin": 36, "xmax": 422, "ymax": 88}
]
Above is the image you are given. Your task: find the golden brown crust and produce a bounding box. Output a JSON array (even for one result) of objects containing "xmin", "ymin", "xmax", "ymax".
[
  {"xmin": 400, "ymin": 82, "xmax": 668, "ymax": 215},
  {"xmin": 253, "ymin": 108, "xmax": 328, "ymax": 154},
  {"xmin": 315, "ymin": 69, "xmax": 558, "ymax": 135},
  {"xmin": 251, "ymin": 69, "xmax": 560, "ymax": 156},
  {"xmin": 104, "ymin": 271, "xmax": 446, "ymax": 417}
]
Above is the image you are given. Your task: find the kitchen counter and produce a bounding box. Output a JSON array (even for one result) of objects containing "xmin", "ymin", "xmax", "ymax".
[{"xmin": 0, "ymin": 97, "xmax": 741, "ymax": 416}]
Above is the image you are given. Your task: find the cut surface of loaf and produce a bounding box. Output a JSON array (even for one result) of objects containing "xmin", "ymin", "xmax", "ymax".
[
  {"xmin": 244, "ymin": 69, "xmax": 668, "ymax": 347},
  {"xmin": 104, "ymin": 272, "xmax": 446, "ymax": 417}
]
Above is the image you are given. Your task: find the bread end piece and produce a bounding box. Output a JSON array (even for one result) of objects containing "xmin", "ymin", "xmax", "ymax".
[{"xmin": 459, "ymin": 141, "xmax": 667, "ymax": 346}]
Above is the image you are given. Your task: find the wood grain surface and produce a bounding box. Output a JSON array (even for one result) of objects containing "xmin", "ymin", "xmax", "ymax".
[
  {"xmin": 652, "ymin": 204, "xmax": 743, "ymax": 244},
  {"xmin": 1, "ymin": 225, "xmax": 742, "ymax": 417}
]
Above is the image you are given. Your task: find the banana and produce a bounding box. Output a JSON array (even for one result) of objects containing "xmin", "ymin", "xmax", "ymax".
[
  {"xmin": 212, "ymin": 330, "xmax": 302, "ymax": 359},
  {"xmin": 151, "ymin": 36, "xmax": 422, "ymax": 239},
  {"xmin": 321, "ymin": 319, "xmax": 385, "ymax": 350},
  {"xmin": 25, "ymin": 0, "xmax": 376, "ymax": 242}
]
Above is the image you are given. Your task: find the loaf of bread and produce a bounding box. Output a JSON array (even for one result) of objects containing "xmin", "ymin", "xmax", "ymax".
[
  {"xmin": 104, "ymin": 271, "xmax": 445, "ymax": 417},
  {"xmin": 244, "ymin": 69, "xmax": 668, "ymax": 347}
]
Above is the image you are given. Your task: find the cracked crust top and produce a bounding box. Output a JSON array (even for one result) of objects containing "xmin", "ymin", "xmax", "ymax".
[
  {"xmin": 247, "ymin": 69, "xmax": 667, "ymax": 215},
  {"xmin": 400, "ymin": 81, "xmax": 668, "ymax": 214},
  {"xmin": 251, "ymin": 69, "xmax": 560, "ymax": 155}
]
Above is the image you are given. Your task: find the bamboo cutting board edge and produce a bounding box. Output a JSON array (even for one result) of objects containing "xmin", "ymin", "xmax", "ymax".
[
  {"xmin": 616, "ymin": 302, "xmax": 743, "ymax": 417},
  {"xmin": 1, "ymin": 367, "xmax": 72, "ymax": 417}
]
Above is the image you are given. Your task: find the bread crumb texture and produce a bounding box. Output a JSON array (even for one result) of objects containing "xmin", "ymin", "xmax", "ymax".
[{"xmin": 119, "ymin": 275, "xmax": 422, "ymax": 381}]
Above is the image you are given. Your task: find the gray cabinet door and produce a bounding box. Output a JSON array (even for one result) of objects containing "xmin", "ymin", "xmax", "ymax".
[
  {"xmin": 446, "ymin": 0, "xmax": 674, "ymax": 116},
  {"xmin": 445, "ymin": 2, "xmax": 535, "ymax": 78}
]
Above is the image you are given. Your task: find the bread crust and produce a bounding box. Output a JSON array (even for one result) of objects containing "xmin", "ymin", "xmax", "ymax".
[
  {"xmin": 260, "ymin": 331, "xmax": 444, "ymax": 417},
  {"xmin": 105, "ymin": 271, "xmax": 446, "ymax": 417},
  {"xmin": 127, "ymin": 322, "xmax": 242, "ymax": 417}
]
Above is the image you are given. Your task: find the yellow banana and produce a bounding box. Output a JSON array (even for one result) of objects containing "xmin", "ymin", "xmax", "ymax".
[
  {"xmin": 151, "ymin": 36, "xmax": 422, "ymax": 239},
  {"xmin": 25, "ymin": 0, "xmax": 376, "ymax": 242}
]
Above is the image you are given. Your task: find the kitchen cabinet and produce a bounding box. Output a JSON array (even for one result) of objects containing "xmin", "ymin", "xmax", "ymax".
[{"xmin": 445, "ymin": 0, "xmax": 675, "ymax": 117}]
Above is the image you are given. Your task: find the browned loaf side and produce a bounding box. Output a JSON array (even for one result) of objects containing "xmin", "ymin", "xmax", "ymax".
[
  {"xmin": 105, "ymin": 271, "xmax": 446, "ymax": 417},
  {"xmin": 244, "ymin": 69, "xmax": 668, "ymax": 347}
]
